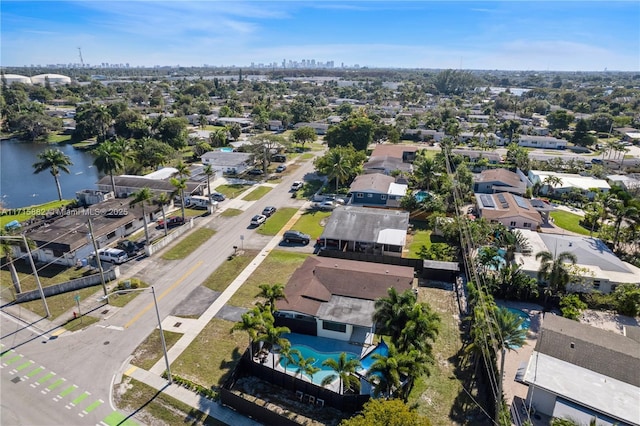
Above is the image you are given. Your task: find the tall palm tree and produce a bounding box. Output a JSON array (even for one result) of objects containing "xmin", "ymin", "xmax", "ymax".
[
  {"xmin": 174, "ymin": 161, "xmax": 191, "ymax": 179},
  {"xmin": 367, "ymin": 349, "xmax": 402, "ymax": 398},
  {"xmin": 256, "ymin": 324, "xmax": 291, "ymax": 369},
  {"xmin": 542, "ymin": 175, "xmax": 563, "ymax": 197},
  {"xmin": 412, "ymin": 153, "xmax": 438, "ymax": 191},
  {"xmin": 396, "ymin": 302, "xmax": 440, "ymax": 355},
  {"xmin": 130, "ymin": 187, "xmax": 154, "ymax": 247},
  {"xmin": 278, "ymin": 341, "xmax": 299, "ymax": 375},
  {"xmin": 535, "ymin": 250, "xmax": 578, "ymax": 306},
  {"xmin": 325, "ymin": 149, "xmax": 351, "ymax": 192},
  {"xmin": 231, "ymin": 307, "xmax": 270, "ymax": 359},
  {"xmin": 32, "ymin": 148, "xmax": 73, "ymax": 201},
  {"xmin": 611, "ymin": 204, "xmax": 638, "ymax": 251},
  {"xmin": 373, "ymin": 288, "xmax": 417, "ymax": 341},
  {"xmin": 320, "ymin": 352, "xmax": 361, "ymax": 395},
  {"xmin": 170, "ymin": 177, "xmax": 188, "ymax": 221},
  {"xmin": 494, "ymin": 307, "xmax": 526, "ymax": 421},
  {"xmin": 154, "ymin": 192, "xmax": 171, "ymax": 237},
  {"xmin": 0, "ymin": 229, "xmax": 25, "ymax": 294},
  {"xmin": 92, "ymin": 140, "xmax": 124, "ymax": 196},
  {"xmin": 203, "ymin": 164, "xmax": 214, "ymax": 197},
  {"xmin": 94, "ymin": 104, "xmax": 112, "ymax": 142},
  {"xmin": 257, "ymin": 283, "xmax": 287, "ymax": 314},
  {"xmin": 291, "ymin": 352, "xmax": 320, "ymax": 382}
]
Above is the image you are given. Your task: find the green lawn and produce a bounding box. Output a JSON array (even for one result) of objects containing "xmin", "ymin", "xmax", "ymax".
[
  {"xmin": 0, "ymin": 199, "xmax": 73, "ymax": 227},
  {"xmin": 161, "ymin": 229, "xmax": 216, "ymax": 260},
  {"xmin": 220, "ymin": 208, "xmax": 243, "ymax": 217},
  {"xmin": 257, "ymin": 207, "xmax": 297, "ymax": 236},
  {"xmin": 21, "ymin": 285, "xmax": 105, "ymax": 319},
  {"xmin": 201, "ymin": 250, "xmax": 260, "ymax": 292},
  {"xmin": 47, "ymin": 133, "xmax": 72, "ymax": 143},
  {"xmin": 550, "ymin": 210, "xmax": 590, "ymax": 235},
  {"xmin": 130, "ymin": 329, "xmax": 184, "ymax": 370},
  {"xmin": 227, "ymin": 250, "xmax": 309, "ymax": 309},
  {"xmin": 171, "ymin": 318, "xmax": 248, "ymax": 389},
  {"xmin": 214, "ymin": 184, "xmax": 251, "ymax": 199},
  {"xmin": 290, "ymin": 210, "xmax": 331, "ymax": 238},
  {"xmin": 115, "ymin": 377, "xmax": 225, "ymax": 426},
  {"xmin": 242, "ymin": 186, "xmax": 272, "ymax": 201},
  {"xmin": 407, "ymin": 229, "xmax": 433, "ymax": 258}
]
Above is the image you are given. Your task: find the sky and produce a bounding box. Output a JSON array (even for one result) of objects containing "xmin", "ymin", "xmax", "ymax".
[{"xmin": 1, "ymin": 1, "xmax": 639, "ymax": 72}]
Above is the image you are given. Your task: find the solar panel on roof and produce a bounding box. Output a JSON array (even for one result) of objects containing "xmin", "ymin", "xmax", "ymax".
[
  {"xmin": 513, "ymin": 195, "xmax": 529, "ymax": 210},
  {"xmin": 480, "ymin": 194, "xmax": 495, "ymax": 208},
  {"xmin": 496, "ymin": 193, "xmax": 509, "ymax": 208}
]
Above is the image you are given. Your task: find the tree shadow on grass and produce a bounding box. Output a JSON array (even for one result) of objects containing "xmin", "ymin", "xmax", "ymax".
[{"xmin": 217, "ymin": 346, "xmax": 244, "ymax": 388}]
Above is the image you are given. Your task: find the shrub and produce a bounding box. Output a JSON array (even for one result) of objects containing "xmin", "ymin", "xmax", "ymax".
[
  {"xmin": 560, "ymin": 294, "xmax": 587, "ymax": 320},
  {"xmin": 613, "ymin": 284, "xmax": 640, "ymax": 317}
]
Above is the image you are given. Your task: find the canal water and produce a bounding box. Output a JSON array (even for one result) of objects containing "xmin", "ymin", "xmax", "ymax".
[{"xmin": 0, "ymin": 139, "xmax": 102, "ymax": 209}]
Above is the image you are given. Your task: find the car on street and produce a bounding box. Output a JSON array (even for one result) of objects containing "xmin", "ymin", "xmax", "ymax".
[
  {"xmin": 315, "ymin": 200, "xmax": 336, "ymax": 211},
  {"xmin": 250, "ymin": 214, "xmax": 267, "ymax": 226},
  {"xmin": 291, "ymin": 181, "xmax": 304, "ymax": 191},
  {"xmin": 283, "ymin": 230, "xmax": 311, "ymax": 245},
  {"xmin": 156, "ymin": 216, "xmax": 185, "ymax": 228},
  {"xmin": 275, "ymin": 164, "xmax": 287, "ymax": 172},
  {"xmin": 262, "ymin": 206, "xmax": 277, "ymax": 217},
  {"xmin": 209, "ymin": 192, "xmax": 226, "ymax": 202},
  {"xmin": 247, "ymin": 168, "xmax": 264, "ymax": 175}
]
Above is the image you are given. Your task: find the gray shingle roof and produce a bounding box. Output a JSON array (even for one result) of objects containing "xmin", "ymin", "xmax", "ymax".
[{"xmin": 320, "ymin": 206, "xmax": 409, "ymax": 244}]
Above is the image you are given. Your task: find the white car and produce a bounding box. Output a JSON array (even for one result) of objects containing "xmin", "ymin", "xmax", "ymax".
[
  {"xmin": 290, "ymin": 181, "xmax": 304, "ymax": 191},
  {"xmin": 250, "ymin": 214, "xmax": 267, "ymax": 226}
]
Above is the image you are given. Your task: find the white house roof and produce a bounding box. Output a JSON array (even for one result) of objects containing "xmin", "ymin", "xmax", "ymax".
[
  {"xmin": 376, "ymin": 228, "xmax": 407, "ymax": 247},
  {"xmin": 143, "ymin": 167, "xmax": 178, "ymax": 180},
  {"xmin": 529, "ymin": 170, "xmax": 610, "ymax": 191},
  {"xmin": 524, "ymin": 352, "xmax": 640, "ymax": 426},
  {"xmin": 515, "ymin": 229, "xmax": 640, "ymax": 285},
  {"xmin": 388, "ymin": 182, "xmax": 408, "ymax": 196}
]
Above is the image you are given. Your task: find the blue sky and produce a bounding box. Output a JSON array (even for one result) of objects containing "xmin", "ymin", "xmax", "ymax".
[{"xmin": 2, "ymin": 1, "xmax": 639, "ymax": 71}]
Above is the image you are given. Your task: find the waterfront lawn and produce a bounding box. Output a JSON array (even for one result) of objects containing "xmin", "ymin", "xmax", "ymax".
[
  {"xmin": 0, "ymin": 199, "xmax": 73, "ymax": 227},
  {"xmin": 130, "ymin": 329, "xmax": 184, "ymax": 370},
  {"xmin": 550, "ymin": 210, "xmax": 590, "ymax": 235},
  {"xmin": 201, "ymin": 250, "xmax": 259, "ymax": 293},
  {"xmin": 115, "ymin": 377, "xmax": 225, "ymax": 426},
  {"xmin": 257, "ymin": 208, "xmax": 297, "ymax": 236},
  {"xmin": 161, "ymin": 229, "xmax": 215, "ymax": 260},
  {"xmin": 242, "ymin": 186, "xmax": 272, "ymax": 201},
  {"xmin": 290, "ymin": 210, "xmax": 331, "ymax": 238},
  {"xmin": 171, "ymin": 318, "xmax": 248, "ymax": 389},
  {"xmin": 227, "ymin": 250, "xmax": 308, "ymax": 309}
]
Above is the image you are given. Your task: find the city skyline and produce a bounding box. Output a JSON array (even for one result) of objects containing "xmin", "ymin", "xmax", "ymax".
[{"xmin": 2, "ymin": 1, "xmax": 639, "ymax": 72}]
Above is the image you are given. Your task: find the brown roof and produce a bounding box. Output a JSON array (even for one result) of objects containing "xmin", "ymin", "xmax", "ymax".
[
  {"xmin": 276, "ymin": 257, "xmax": 414, "ymax": 317},
  {"xmin": 536, "ymin": 314, "xmax": 640, "ymax": 387},
  {"xmin": 476, "ymin": 169, "xmax": 523, "ymax": 189},
  {"xmin": 477, "ymin": 192, "xmax": 542, "ymax": 223},
  {"xmin": 349, "ymin": 173, "xmax": 395, "ymax": 193},
  {"xmin": 370, "ymin": 144, "xmax": 421, "ymax": 160}
]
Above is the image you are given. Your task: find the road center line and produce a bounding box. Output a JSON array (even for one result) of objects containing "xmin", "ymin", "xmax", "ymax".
[{"xmin": 124, "ymin": 260, "xmax": 202, "ymax": 329}]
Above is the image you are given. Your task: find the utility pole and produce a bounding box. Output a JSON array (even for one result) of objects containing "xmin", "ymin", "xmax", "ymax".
[
  {"xmin": 87, "ymin": 218, "xmax": 109, "ymax": 301},
  {"xmin": 22, "ymin": 234, "xmax": 50, "ymax": 318}
]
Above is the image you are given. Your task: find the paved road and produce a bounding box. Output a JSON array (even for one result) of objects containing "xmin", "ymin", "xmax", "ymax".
[{"xmin": 0, "ymin": 155, "xmax": 321, "ymax": 426}]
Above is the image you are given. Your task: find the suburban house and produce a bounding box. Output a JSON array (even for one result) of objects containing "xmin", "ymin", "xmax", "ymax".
[
  {"xmin": 348, "ymin": 173, "xmax": 408, "ymax": 209},
  {"xmin": 515, "ymin": 230, "xmax": 640, "ymax": 294},
  {"xmin": 473, "ymin": 169, "xmax": 528, "ymax": 195},
  {"xmin": 267, "ymin": 120, "xmax": 284, "ymax": 131},
  {"xmin": 200, "ymin": 151, "xmax": 254, "ymax": 175},
  {"xmin": 370, "ymin": 144, "xmax": 421, "ymax": 163},
  {"xmin": 452, "ymin": 149, "xmax": 501, "ymax": 164},
  {"xmin": 20, "ymin": 197, "xmax": 156, "ymax": 267},
  {"xmin": 475, "ymin": 192, "xmax": 545, "ymax": 229},
  {"xmin": 402, "ymin": 128, "xmax": 445, "ymax": 142},
  {"xmin": 607, "ymin": 174, "xmax": 640, "ymax": 192},
  {"xmin": 528, "ymin": 170, "xmax": 610, "ymax": 200},
  {"xmin": 214, "ymin": 117, "xmax": 253, "ymax": 128},
  {"xmin": 517, "ymin": 135, "xmax": 568, "ymax": 149},
  {"xmin": 96, "ymin": 174, "xmax": 203, "ymax": 199},
  {"xmin": 293, "ymin": 121, "xmax": 329, "ymax": 135},
  {"xmin": 522, "ymin": 315, "xmax": 640, "ymax": 426},
  {"xmin": 318, "ymin": 206, "xmax": 409, "ymax": 256},
  {"xmin": 363, "ymin": 156, "xmax": 412, "ymax": 175},
  {"xmin": 274, "ymin": 256, "xmax": 414, "ymax": 344}
]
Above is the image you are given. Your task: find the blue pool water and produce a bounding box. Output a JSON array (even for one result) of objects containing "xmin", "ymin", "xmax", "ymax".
[
  {"xmin": 220, "ymin": 147, "xmax": 234, "ymax": 152},
  {"xmin": 358, "ymin": 340, "xmax": 389, "ymax": 372},
  {"xmin": 414, "ymin": 191, "xmax": 431, "ymax": 202},
  {"xmin": 506, "ymin": 308, "xmax": 531, "ymax": 331},
  {"xmin": 279, "ymin": 344, "xmax": 359, "ymax": 385}
]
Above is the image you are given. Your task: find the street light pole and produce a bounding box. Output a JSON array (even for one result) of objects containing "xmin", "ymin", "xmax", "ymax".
[
  {"xmin": 102, "ymin": 286, "xmax": 172, "ymax": 384},
  {"xmin": 87, "ymin": 218, "xmax": 108, "ymax": 301}
]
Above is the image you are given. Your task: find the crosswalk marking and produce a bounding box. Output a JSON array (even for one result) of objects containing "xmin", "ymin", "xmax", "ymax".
[
  {"xmin": 25, "ymin": 366, "xmax": 44, "ymax": 379},
  {"xmin": 14, "ymin": 360, "xmax": 34, "ymax": 373}
]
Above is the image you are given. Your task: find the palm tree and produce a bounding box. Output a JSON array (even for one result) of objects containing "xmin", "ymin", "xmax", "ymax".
[
  {"xmin": 154, "ymin": 192, "xmax": 171, "ymax": 237},
  {"xmin": 94, "ymin": 104, "xmax": 112, "ymax": 142},
  {"xmin": 257, "ymin": 283, "xmax": 287, "ymax": 314},
  {"xmin": 367, "ymin": 345, "xmax": 404, "ymax": 398},
  {"xmin": 278, "ymin": 341, "xmax": 299, "ymax": 375},
  {"xmin": 92, "ymin": 140, "xmax": 124, "ymax": 196},
  {"xmin": 535, "ymin": 250, "xmax": 578, "ymax": 306},
  {"xmin": 174, "ymin": 161, "xmax": 191, "ymax": 179},
  {"xmin": 231, "ymin": 307, "xmax": 271, "ymax": 359},
  {"xmin": 32, "ymin": 148, "xmax": 73, "ymax": 201},
  {"xmin": 324, "ymin": 149, "xmax": 351, "ymax": 192},
  {"xmin": 373, "ymin": 288, "xmax": 417, "ymax": 341},
  {"xmin": 542, "ymin": 175, "xmax": 563, "ymax": 197},
  {"xmin": 0, "ymin": 229, "xmax": 25, "ymax": 294},
  {"xmin": 396, "ymin": 302, "xmax": 440, "ymax": 355},
  {"xmin": 130, "ymin": 187, "xmax": 154, "ymax": 247},
  {"xmin": 494, "ymin": 307, "xmax": 526, "ymax": 421},
  {"xmin": 412, "ymin": 153, "xmax": 438, "ymax": 191},
  {"xmin": 611, "ymin": 203, "xmax": 638, "ymax": 251},
  {"xmin": 320, "ymin": 352, "xmax": 361, "ymax": 395},
  {"xmin": 291, "ymin": 353, "xmax": 320, "ymax": 382},
  {"xmin": 203, "ymin": 164, "xmax": 214, "ymax": 198},
  {"xmin": 170, "ymin": 177, "xmax": 188, "ymax": 221},
  {"xmin": 256, "ymin": 324, "xmax": 291, "ymax": 369}
]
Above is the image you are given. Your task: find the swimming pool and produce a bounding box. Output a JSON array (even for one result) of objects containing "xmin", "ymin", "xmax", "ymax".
[
  {"xmin": 358, "ymin": 340, "xmax": 389, "ymax": 372},
  {"xmin": 220, "ymin": 147, "xmax": 234, "ymax": 152},
  {"xmin": 506, "ymin": 307, "xmax": 531, "ymax": 331},
  {"xmin": 279, "ymin": 344, "xmax": 360, "ymax": 385},
  {"xmin": 414, "ymin": 190, "xmax": 431, "ymax": 202}
]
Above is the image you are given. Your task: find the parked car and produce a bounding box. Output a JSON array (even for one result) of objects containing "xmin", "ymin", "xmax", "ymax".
[
  {"xmin": 250, "ymin": 214, "xmax": 267, "ymax": 226},
  {"xmin": 291, "ymin": 181, "xmax": 304, "ymax": 191},
  {"xmin": 116, "ymin": 239, "xmax": 142, "ymax": 256},
  {"xmin": 275, "ymin": 164, "xmax": 287, "ymax": 172},
  {"xmin": 96, "ymin": 248, "xmax": 128, "ymax": 264},
  {"xmin": 315, "ymin": 201, "xmax": 336, "ymax": 211},
  {"xmin": 209, "ymin": 192, "xmax": 226, "ymax": 202},
  {"xmin": 283, "ymin": 230, "xmax": 311, "ymax": 245},
  {"xmin": 262, "ymin": 206, "xmax": 277, "ymax": 217},
  {"xmin": 156, "ymin": 216, "xmax": 185, "ymax": 228},
  {"xmin": 247, "ymin": 168, "xmax": 264, "ymax": 175},
  {"xmin": 272, "ymin": 154, "xmax": 287, "ymax": 162}
]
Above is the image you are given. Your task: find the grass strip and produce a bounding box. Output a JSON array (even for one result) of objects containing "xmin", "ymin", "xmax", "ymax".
[
  {"xmin": 130, "ymin": 329, "xmax": 183, "ymax": 371},
  {"xmin": 162, "ymin": 229, "xmax": 215, "ymax": 260},
  {"xmin": 242, "ymin": 186, "xmax": 272, "ymax": 201},
  {"xmin": 257, "ymin": 208, "xmax": 297, "ymax": 236}
]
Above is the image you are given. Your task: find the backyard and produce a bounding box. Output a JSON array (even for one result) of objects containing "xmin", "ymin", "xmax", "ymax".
[{"xmin": 549, "ymin": 210, "xmax": 591, "ymax": 235}]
